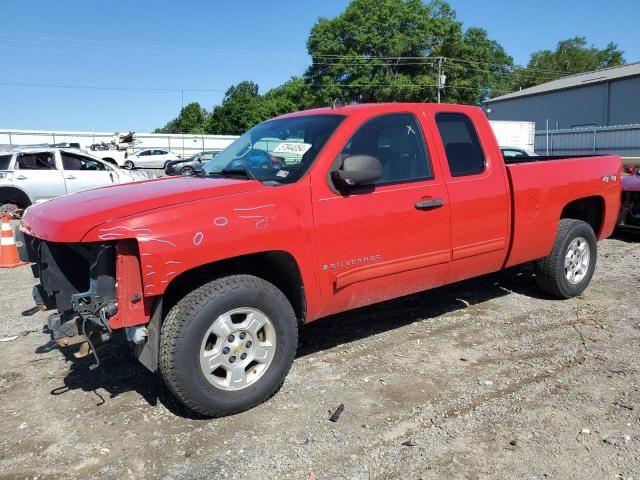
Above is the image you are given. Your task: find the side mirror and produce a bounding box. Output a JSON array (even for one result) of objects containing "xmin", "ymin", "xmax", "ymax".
[{"xmin": 332, "ymin": 155, "xmax": 382, "ymax": 189}]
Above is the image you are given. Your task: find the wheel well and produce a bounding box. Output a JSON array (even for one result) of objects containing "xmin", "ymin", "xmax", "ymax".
[
  {"xmin": 162, "ymin": 251, "xmax": 306, "ymax": 323},
  {"xmin": 102, "ymin": 157, "xmax": 117, "ymax": 166},
  {"xmin": 560, "ymin": 196, "xmax": 604, "ymax": 236},
  {"xmin": 0, "ymin": 187, "xmax": 31, "ymax": 209}
]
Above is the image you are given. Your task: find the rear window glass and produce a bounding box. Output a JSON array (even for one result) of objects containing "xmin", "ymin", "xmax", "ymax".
[
  {"xmin": 17, "ymin": 153, "xmax": 57, "ymax": 170},
  {"xmin": 0, "ymin": 154, "xmax": 12, "ymax": 170},
  {"xmin": 435, "ymin": 113, "xmax": 485, "ymax": 177}
]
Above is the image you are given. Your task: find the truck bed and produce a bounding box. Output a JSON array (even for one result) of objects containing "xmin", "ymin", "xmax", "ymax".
[
  {"xmin": 504, "ymin": 154, "xmax": 607, "ymax": 164},
  {"xmin": 503, "ymin": 154, "xmax": 621, "ymax": 268}
]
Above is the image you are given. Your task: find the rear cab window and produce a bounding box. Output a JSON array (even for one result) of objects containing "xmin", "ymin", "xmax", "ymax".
[{"xmin": 435, "ymin": 113, "xmax": 485, "ymax": 177}]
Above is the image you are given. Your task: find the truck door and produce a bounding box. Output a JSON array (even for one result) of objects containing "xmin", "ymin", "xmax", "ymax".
[
  {"xmin": 431, "ymin": 110, "xmax": 510, "ymax": 283},
  {"xmin": 311, "ymin": 112, "xmax": 451, "ymax": 318},
  {"xmin": 14, "ymin": 151, "xmax": 67, "ymax": 203},
  {"xmin": 60, "ymin": 151, "xmax": 116, "ymax": 194}
]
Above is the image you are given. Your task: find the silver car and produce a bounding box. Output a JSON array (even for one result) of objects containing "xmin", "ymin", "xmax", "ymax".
[{"xmin": 0, "ymin": 147, "xmax": 154, "ymax": 216}]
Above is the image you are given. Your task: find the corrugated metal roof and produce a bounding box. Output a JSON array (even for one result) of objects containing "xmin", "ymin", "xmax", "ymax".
[{"xmin": 486, "ymin": 62, "xmax": 640, "ymax": 103}]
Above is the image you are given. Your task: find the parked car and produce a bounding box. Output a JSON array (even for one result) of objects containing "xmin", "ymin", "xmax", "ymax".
[
  {"xmin": 19, "ymin": 103, "xmax": 621, "ymax": 418},
  {"xmin": 89, "ymin": 145, "xmax": 129, "ymax": 167},
  {"xmin": 0, "ymin": 147, "xmax": 154, "ymax": 216},
  {"xmin": 618, "ymin": 167, "xmax": 640, "ymax": 229},
  {"xmin": 124, "ymin": 149, "xmax": 180, "ymax": 169},
  {"xmin": 501, "ymin": 146, "xmax": 538, "ymax": 161},
  {"xmin": 165, "ymin": 150, "xmax": 219, "ymax": 176}
]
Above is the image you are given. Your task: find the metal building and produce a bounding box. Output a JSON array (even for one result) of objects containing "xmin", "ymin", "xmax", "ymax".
[{"xmin": 484, "ymin": 62, "xmax": 640, "ymax": 131}]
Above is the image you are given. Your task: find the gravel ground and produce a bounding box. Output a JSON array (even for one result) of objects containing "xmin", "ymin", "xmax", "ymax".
[{"xmin": 0, "ymin": 228, "xmax": 639, "ymax": 480}]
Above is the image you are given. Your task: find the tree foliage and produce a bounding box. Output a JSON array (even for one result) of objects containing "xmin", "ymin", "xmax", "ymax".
[
  {"xmin": 205, "ymin": 81, "xmax": 263, "ymax": 135},
  {"xmin": 154, "ymin": 102, "xmax": 208, "ymax": 134},
  {"xmin": 304, "ymin": 0, "xmax": 513, "ymax": 105},
  {"xmin": 154, "ymin": 2, "xmax": 626, "ymax": 134},
  {"xmin": 510, "ymin": 36, "xmax": 625, "ymax": 90}
]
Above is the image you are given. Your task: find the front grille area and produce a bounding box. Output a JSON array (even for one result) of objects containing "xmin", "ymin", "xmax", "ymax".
[{"xmin": 21, "ymin": 234, "xmax": 117, "ymax": 318}]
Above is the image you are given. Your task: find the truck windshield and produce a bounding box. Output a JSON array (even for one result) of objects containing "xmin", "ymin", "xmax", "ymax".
[{"xmin": 201, "ymin": 114, "xmax": 345, "ymax": 184}]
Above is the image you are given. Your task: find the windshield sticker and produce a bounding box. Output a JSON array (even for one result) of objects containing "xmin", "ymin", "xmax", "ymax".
[
  {"xmin": 273, "ymin": 142, "xmax": 312, "ymax": 155},
  {"xmin": 276, "ymin": 170, "xmax": 290, "ymax": 178}
]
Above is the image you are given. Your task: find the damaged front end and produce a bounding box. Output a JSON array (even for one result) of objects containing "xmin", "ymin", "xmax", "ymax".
[
  {"xmin": 19, "ymin": 234, "xmax": 118, "ymax": 366},
  {"xmin": 18, "ymin": 232, "xmax": 158, "ymax": 369}
]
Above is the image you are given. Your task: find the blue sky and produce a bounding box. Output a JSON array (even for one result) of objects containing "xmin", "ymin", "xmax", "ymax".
[{"xmin": 1, "ymin": 0, "xmax": 638, "ymax": 132}]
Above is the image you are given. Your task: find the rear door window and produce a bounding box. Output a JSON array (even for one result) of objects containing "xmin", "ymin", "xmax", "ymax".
[
  {"xmin": 435, "ymin": 113, "xmax": 485, "ymax": 177},
  {"xmin": 0, "ymin": 154, "xmax": 13, "ymax": 170},
  {"xmin": 16, "ymin": 152, "xmax": 57, "ymax": 170}
]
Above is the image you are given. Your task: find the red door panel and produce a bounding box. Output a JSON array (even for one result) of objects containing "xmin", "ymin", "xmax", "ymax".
[{"xmin": 310, "ymin": 109, "xmax": 452, "ymax": 318}]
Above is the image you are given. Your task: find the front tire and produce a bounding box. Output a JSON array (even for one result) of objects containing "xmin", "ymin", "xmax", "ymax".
[
  {"xmin": 159, "ymin": 275, "xmax": 298, "ymax": 417},
  {"xmin": 124, "ymin": 160, "xmax": 135, "ymax": 170},
  {"xmin": 535, "ymin": 219, "xmax": 597, "ymax": 299},
  {"xmin": 180, "ymin": 166, "xmax": 195, "ymax": 176}
]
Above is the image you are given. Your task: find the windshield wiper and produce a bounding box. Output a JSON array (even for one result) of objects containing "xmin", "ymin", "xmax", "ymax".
[{"xmin": 201, "ymin": 167, "xmax": 256, "ymax": 180}]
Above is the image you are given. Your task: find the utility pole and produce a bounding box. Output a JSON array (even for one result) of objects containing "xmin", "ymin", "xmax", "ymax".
[
  {"xmin": 181, "ymin": 89, "xmax": 185, "ymax": 158},
  {"xmin": 437, "ymin": 57, "xmax": 446, "ymax": 104}
]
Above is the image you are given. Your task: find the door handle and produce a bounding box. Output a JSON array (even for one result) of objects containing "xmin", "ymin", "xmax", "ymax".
[
  {"xmin": 15, "ymin": 175, "xmax": 27, "ymax": 180},
  {"xmin": 65, "ymin": 175, "xmax": 76, "ymax": 180},
  {"xmin": 415, "ymin": 198, "xmax": 444, "ymax": 210}
]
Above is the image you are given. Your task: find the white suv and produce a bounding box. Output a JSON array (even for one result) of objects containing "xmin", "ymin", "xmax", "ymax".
[{"xmin": 0, "ymin": 147, "xmax": 154, "ymax": 217}]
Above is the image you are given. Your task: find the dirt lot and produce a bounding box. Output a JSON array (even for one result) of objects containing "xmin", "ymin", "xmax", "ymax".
[{"xmin": 0, "ymin": 229, "xmax": 639, "ymax": 480}]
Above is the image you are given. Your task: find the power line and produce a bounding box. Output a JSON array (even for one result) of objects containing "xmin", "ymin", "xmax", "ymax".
[
  {"xmin": 0, "ymin": 81, "xmax": 225, "ymax": 93},
  {"xmin": 0, "ymin": 33, "xmax": 588, "ymax": 77},
  {"xmin": 0, "ymin": 79, "xmax": 511, "ymax": 94}
]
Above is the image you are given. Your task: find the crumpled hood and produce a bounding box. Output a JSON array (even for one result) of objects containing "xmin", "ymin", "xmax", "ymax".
[{"xmin": 21, "ymin": 176, "xmax": 265, "ymax": 242}]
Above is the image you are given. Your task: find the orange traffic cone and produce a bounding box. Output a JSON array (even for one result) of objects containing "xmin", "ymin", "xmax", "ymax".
[{"xmin": 0, "ymin": 213, "xmax": 28, "ymax": 268}]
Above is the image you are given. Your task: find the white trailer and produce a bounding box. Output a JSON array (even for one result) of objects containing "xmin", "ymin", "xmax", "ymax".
[{"xmin": 489, "ymin": 120, "xmax": 536, "ymax": 151}]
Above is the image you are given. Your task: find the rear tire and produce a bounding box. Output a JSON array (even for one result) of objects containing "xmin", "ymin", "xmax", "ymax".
[
  {"xmin": 535, "ymin": 219, "xmax": 597, "ymax": 299},
  {"xmin": 159, "ymin": 275, "xmax": 298, "ymax": 417}
]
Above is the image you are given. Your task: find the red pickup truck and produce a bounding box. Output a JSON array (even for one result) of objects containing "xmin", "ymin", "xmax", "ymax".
[{"xmin": 18, "ymin": 103, "xmax": 621, "ymax": 417}]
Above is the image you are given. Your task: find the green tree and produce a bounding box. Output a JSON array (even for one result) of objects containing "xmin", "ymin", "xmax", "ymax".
[
  {"xmin": 435, "ymin": 27, "xmax": 514, "ymax": 103},
  {"xmin": 510, "ymin": 37, "xmax": 625, "ymax": 90},
  {"xmin": 259, "ymin": 77, "xmax": 315, "ymax": 118},
  {"xmin": 304, "ymin": 0, "xmax": 512, "ymax": 105},
  {"xmin": 206, "ymin": 81, "xmax": 263, "ymax": 135},
  {"xmin": 154, "ymin": 102, "xmax": 208, "ymax": 134},
  {"xmin": 203, "ymin": 78, "xmax": 314, "ymax": 134}
]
